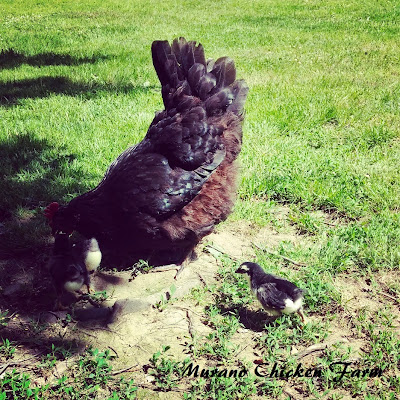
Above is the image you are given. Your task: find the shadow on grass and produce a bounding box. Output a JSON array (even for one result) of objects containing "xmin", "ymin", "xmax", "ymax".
[
  {"xmin": 0, "ymin": 48, "xmax": 109, "ymax": 69},
  {"xmin": 238, "ymin": 308, "xmax": 278, "ymax": 332},
  {"xmin": 0, "ymin": 66, "xmax": 156, "ymax": 350},
  {"xmin": 1, "ymin": 322, "xmax": 85, "ymax": 352},
  {"xmin": 0, "ymin": 133, "xmax": 91, "ymax": 215},
  {"xmin": 0, "ymin": 320, "xmax": 86, "ymax": 370},
  {"xmin": 209, "ymin": 302, "xmax": 278, "ymax": 332},
  {"xmin": 0, "ymin": 76, "xmax": 156, "ymax": 106},
  {"xmin": 0, "ymin": 252, "xmax": 94, "ymax": 368}
]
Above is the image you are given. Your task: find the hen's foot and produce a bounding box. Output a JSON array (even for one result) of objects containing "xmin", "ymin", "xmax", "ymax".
[
  {"xmin": 150, "ymin": 264, "xmax": 180, "ymax": 273},
  {"xmin": 150, "ymin": 263, "xmax": 186, "ymax": 279}
]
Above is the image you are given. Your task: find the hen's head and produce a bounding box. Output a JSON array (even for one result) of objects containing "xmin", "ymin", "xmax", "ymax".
[
  {"xmin": 44, "ymin": 202, "xmax": 59, "ymax": 221},
  {"xmin": 44, "ymin": 202, "xmax": 79, "ymax": 236}
]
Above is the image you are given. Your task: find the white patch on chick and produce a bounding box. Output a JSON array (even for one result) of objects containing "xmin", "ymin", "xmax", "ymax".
[
  {"xmin": 282, "ymin": 296, "xmax": 303, "ymax": 314},
  {"xmin": 85, "ymin": 238, "xmax": 102, "ymax": 272},
  {"xmin": 64, "ymin": 279, "xmax": 83, "ymax": 293}
]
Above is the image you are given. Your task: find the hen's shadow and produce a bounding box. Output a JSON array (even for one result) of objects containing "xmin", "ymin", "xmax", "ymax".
[
  {"xmin": 0, "ymin": 49, "xmax": 109, "ymax": 69},
  {"xmin": 0, "ymin": 76, "xmax": 156, "ymax": 106}
]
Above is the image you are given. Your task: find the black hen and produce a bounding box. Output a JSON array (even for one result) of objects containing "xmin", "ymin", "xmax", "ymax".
[
  {"xmin": 236, "ymin": 262, "xmax": 306, "ymax": 322},
  {"xmin": 45, "ymin": 37, "xmax": 248, "ymax": 271}
]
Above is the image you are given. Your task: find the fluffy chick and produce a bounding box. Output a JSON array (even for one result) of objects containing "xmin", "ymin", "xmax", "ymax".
[
  {"xmin": 236, "ymin": 262, "xmax": 306, "ymax": 323},
  {"xmin": 48, "ymin": 235, "xmax": 102, "ymax": 308},
  {"xmin": 73, "ymin": 238, "xmax": 102, "ymax": 275}
]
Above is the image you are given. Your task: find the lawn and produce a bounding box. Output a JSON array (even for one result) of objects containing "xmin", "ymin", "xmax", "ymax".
[{"xmin": 0, "ymin": 0, "xmax": 399, "ymax": 399}]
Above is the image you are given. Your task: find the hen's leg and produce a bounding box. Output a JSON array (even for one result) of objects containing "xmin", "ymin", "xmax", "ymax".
[
  {"xmin": 150, "ymin": 260, "xmax": 188, "ymax": 279},
  {"xmin": 150, "ymin": 244, "xmax": 197, "ymax": 279},
  {"xmin": 54, "ymin": 297, "xmax": 68, "ymax": 311},
  {"xmin": 149, "ymin": 264, "xmax": 181, "ymax": 273},
  {"xmin": 173, "ymin": 258, "xmax": 189, "ymax": 279}
]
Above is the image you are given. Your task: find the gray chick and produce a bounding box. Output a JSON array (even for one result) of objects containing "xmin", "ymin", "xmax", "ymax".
[
  {"xmin": 72, "ymin": 237, "xmax": 102, "ymax": 276},
  {"xmin": 236, "ymin": 262, "xmax": 306, "ymax": 323},
  {"xmin": 48, "ymin": 234, "xmax": 101, "ymax": 309}
]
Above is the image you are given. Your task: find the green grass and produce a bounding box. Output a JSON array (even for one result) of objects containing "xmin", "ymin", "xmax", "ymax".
[
  {"xmin": 1, "ymin": 0, "xmax": 399, "ymax": 399},
  {"xmin": 0, "ymin": 347, "xmax": 138, "ymax": 399},
  {"xmin": 181, "ymin": 254, "xmax": 399, "ymax": 399},
  {"xmin": 1, "ymin": 0, "xmax": 400, "ymax": 268}
]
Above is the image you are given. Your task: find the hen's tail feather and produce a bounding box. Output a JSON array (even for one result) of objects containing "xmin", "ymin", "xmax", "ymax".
[
  {"xmin": 151, "ymin": 40, "xmax": 172, "ymax": 87},
  {"xmin": 210, "ymin": 57, "xmax": 236, "ymax": 90},
  {"xmin": 152, "ymin": 37, "xmax": 248, "ymax": 117},
  {"xmin": 187, "ymin": 63, "xmax": 206, "ymax": 95},
  {"xmin": 189, "ymin": 41, "xmax": 207, "ymax": 68},
  {"xmin": 227, "ymin": 80, "xmax": 249, "ymax": 117}
]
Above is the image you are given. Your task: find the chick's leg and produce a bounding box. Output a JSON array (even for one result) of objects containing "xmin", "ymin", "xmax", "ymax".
[
  {"xmin": 86, "ymin": 285, "xmax": 93, "ymax": 294},
  {"xmin": 83, "ymin": 272, "xmax": 93, "ymax": 294},
  {"xmin": 297, "ymin": 308, "xmax": 307, "ymax": 324}
]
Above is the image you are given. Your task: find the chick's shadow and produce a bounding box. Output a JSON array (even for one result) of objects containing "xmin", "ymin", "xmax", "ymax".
[
  {"xmin": 238, "ymin": 308, "xmax": 279, "ymax": 331},
  {"xmin": 214, "ymin": 304, "xmax": 278, "ymax": 332}
]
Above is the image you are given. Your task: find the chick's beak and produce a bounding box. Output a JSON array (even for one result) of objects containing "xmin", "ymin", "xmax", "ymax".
[{"xmin": 235, "ymin": 267, "xmax": 245, "ymax": 274}]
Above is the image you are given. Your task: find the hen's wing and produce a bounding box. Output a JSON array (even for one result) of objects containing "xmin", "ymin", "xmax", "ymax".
[
  {"xmin": 256, "ymin": 275, "xmax": 304, "ymax": 309},
  {"xmin": 146, "ymin": 104, "xmax": 225, "ymax": 171},
  {"xmin": 101, "ymin": 149, "xmax": 224, "ymax": 219}
]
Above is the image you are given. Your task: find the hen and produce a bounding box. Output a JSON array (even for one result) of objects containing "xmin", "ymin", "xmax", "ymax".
[{"xmin": 45, "ymin": 37, "xmax": 248, "ymax": 273}]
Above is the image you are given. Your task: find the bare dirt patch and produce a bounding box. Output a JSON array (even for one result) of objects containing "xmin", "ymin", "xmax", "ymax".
[{"xmin": 1, "ymin": 214, "xmax": 399, "ymax": 398}]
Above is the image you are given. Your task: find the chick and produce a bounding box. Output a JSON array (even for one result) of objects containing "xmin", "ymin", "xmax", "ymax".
[
  {"xmin": 48, "ymin": 234, "xmax": 102, "ymax": 309},
  {"xmin": 73, "ymin": 238, "xmax": 102, "ymax": 275},
  {"xmin": 236, "ymin": 262, "xmax": 306, "ymax": 323}
]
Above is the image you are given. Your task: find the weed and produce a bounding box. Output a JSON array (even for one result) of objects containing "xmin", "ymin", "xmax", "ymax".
[
  {"xmin": 38, "ymin": 343, "xmax": 72, "ymax": 370},
  {"xmin": 0, "ymin": 347, "xmax": 138, "ymax": 399},
  {"xmin": 130, "ymin": 260, "xmax": 153, "ymax": 277},
  {"xmin": 155, "ymin": 284, "xmax": 177, "ymax": 311},
  {"xmin": 77, "ymin": 347, "xmax": 114, "ymax": 386},
  {"xmin": 149, "ymin": 345, "xmax": 190, "ymax": 391},
  {"xmin": 0, "ymin": 370, "xmax": 47, "ymax": 399},
  {"xmin": 0, "ymin": 338, "xmax": 16, "ymax": 360},
  {"xmin": 88, "ymin": 290, "xmax": 109, "ymax": 303},
  {"xmin": 0, "ymin": 311, "xmax": 11, "ymax": 329},
  {"xmin": 364, "ymin": 324, "xmax": 400, "ymax": 368},
  {"xmin": 288, "ymin": 207, "xmax": 322, "ymax": 235},
  {"xmin": 184, "ymin": 372, "xmax": 258, "ymax": 400}
]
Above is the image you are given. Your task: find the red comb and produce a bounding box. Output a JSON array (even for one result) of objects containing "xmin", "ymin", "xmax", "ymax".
[{"xmin": 44, "ymin": 202, "xmax": 59, "ymax": 222}]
